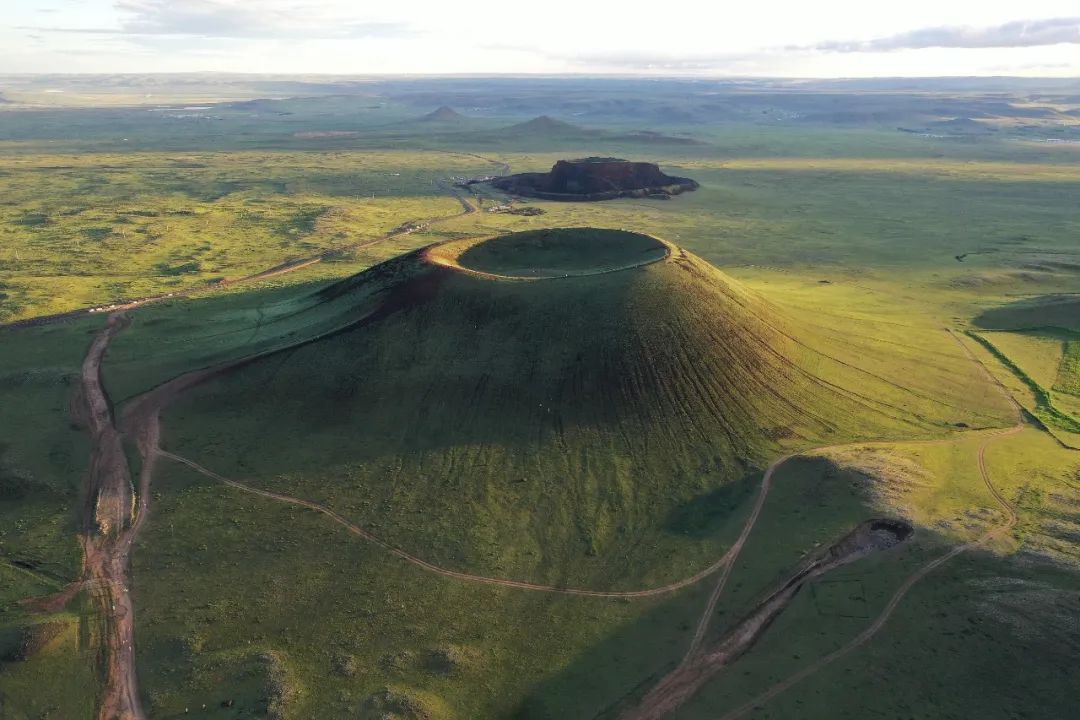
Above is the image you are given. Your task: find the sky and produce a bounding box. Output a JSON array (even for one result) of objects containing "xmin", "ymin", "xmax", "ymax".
[{"xmin": 2, "ymin": 0, "xmax": 1079, "ymax": 76}]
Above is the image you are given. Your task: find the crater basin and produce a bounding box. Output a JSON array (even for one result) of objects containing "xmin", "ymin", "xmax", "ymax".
[{"xmin": 444, "ymin": 228, "xmax": 668, "ymax": 279}]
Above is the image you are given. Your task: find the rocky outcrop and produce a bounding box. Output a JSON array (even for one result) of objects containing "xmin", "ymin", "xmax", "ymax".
[{"xmin": 488, "ymin": 157, "xmax": 699, "ymax": 201}]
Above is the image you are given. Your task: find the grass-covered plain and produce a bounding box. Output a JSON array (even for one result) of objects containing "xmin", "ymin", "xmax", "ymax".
[
  {"xmin": 0, "ymin": 318, "xmax": 104, "ymax": 719},
  {"xmin": 0, "ymin": 150, "xmax": 496, "ymax": 321},
  {"xmin": 677, "ymin": 426, "xmax": 1080, "ymax": 720},
  {"xmin": 1, "ymin": 80, "xmax": 1079, "ymax": 719}
]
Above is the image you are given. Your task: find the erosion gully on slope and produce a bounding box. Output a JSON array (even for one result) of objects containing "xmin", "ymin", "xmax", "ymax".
[
  {"xmin": 714, "ymin": 422, "xmax": 1023, "ymax": 720},
  {"xmin": 621, "ymin": 520, "xmax": 914, "ymax": 720}
]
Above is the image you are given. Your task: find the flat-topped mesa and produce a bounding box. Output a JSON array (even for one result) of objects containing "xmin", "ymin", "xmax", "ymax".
[{"xmin": 489, "ymin": 157, "xmax": 699, "ymax": 201}]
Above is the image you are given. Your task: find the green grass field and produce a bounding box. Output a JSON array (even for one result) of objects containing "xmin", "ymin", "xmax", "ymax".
[
  {"xmin": 0, "ymin": 150, "xmax": 498, "ymax": 321},
  {"xmin": 1, "ymin": 81, "xmax": 1079, "ymax": 719}
]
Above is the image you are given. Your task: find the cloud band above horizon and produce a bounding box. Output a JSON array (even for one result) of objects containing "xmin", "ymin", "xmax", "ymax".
[{"xmin": 4, "ymin": 1, "xmax": 1080, "ymax": 77}]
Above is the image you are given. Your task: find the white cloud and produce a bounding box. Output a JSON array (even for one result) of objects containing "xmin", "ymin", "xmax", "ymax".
[
  {"xmin": 113, "ymin": 0, "xmax": 413, "ymax": 39},
  {"xmin": 816, "ymin": 16, "xmax": 1080, "ymax": 52},
  {"xmin": 4, "ymin": 0, "xmax": 1080, "ymax": 76}
]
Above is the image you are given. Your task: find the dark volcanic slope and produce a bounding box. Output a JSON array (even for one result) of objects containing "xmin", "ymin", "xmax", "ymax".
[{"xmin": 489, "ymin": 157, "xmax": 699, "ymax": 201}]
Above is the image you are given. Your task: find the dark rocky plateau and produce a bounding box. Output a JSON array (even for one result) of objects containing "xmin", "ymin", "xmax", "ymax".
[{"xmin": 487, "ymin": 157, "xmax": 699, "ymax": 201}]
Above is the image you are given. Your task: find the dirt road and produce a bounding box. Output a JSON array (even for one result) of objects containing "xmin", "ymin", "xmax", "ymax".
[
  {"xmin": 682, "ymin": 451, "xmax": 787, "ymax": 658},
  {"xmin": 48, "ymin": 154, "xmax": 508, "ymax": 720},
  {"xmin": 78, "ymin": 314, "xmax": 148, "ymax": 720}
]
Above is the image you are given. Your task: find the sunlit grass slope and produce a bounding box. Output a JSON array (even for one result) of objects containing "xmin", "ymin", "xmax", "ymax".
[{"xmin": 968, "ymin": 295, "xmax": 1080, "ymax": 445}]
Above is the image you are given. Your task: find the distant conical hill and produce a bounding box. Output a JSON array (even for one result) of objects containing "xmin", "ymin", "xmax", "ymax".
[
  {"xmin": 502, "ymin": 115, "xmax": 592, "ymax": 136},
  {"xmin": 418, "ymin": 105, "xmax": 467, "ymax": 123},
  {"xmin": 160, "ymin": 228, "xmax": 938, "ymax": 586}
]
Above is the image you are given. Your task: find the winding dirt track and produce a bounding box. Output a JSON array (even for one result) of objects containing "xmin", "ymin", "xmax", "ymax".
[
  {"xmin": 156, "ymin": 450, "xmax": 735, "ymax": 598},
  {"xmin": 682, "ymin": 453, "xmax": 785, "ymax": 658},
  {"xmin": 78, "ymin": 314, "xmax": 148, "ymax": 720}
]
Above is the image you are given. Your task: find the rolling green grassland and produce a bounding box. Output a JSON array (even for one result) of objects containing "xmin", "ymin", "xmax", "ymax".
[
  {"xmin": 978, "ymin": 331, "xmax": 1065, "ymax": 390},
  {"xmin": 967, "ymin": 295, "xmax": 1080, "ymax": 438},
  {"xmin": 4, "ymin": 123, "xmax": 1080, "ymax": 324},
  {"xmin": 1, "ymin": 90, "xmax": 1079, "ymax": 720},
  {"xmin": 0, "ymin": 150, "xmax": 495, "ymax": 321},
  {"xmin": 0, "ymin": 318, "xmax": 106, "ymax": 719},
  {"xmin": 0, "ymin": 319, "xmax": 100, "ymax": 580},
  {"xmin": 964, "ymin": 333, "xmax": 1080, "ymax": 447},
  {"xmin": 684, "ymin": 427, "xmax": 1080, "ymax": 720},
  {"xmin": 440, "ymin": 154, "xmax": 1080, "ymax": 309},
  {"xmin": 1059, "ymin": 340, "xmax": 1080, "ymax": 396}
]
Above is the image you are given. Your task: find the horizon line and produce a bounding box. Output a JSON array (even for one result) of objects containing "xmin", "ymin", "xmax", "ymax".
[{"xmin": 2, "ymin": 71, "xmax": 1080, "ymax": 81}]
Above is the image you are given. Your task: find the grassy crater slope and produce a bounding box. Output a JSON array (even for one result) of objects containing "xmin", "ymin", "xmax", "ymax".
[
  {"xmin": 161, "ymin": 229, "xmax": 934, "ymax": 585},
  {"xmin": 130, "ymin": 228, "xmax": 1007, "ymax": 716}
]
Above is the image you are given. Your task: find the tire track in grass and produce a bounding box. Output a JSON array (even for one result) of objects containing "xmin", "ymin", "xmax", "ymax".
[
  {"xmin": 715, "ymin": 422, "xmax": 1021, "ymax": 720},
  {"xmin": 709, "ymin": 331, "xmax": 1026, "ymax": 720},
  {"xmin": 155, "ymin": 449, "xmax": 735, "ymax": 599},
  {"xmin": 619, "ymin": 329, "xmax": 1027, "ymax": 719}
]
